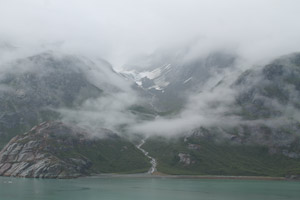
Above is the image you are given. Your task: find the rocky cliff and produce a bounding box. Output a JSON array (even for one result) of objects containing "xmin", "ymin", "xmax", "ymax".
[{"xmin": 0, "ymin": 121, "xmax": 150, "ymax": 178}]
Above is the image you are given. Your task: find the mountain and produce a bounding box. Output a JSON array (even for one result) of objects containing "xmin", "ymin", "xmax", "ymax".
[
  {"xmin": 0, "ymin": 51, "xmax": 154, "ymax": 178},
  {"xmin": 0, "ymin": 52, "xmax": 123, "ymax": 147},
  {"xmin": 1, "ymin": 50, "xmax": 300, "ymax": 179},
  {"xmin": 228, "ymin": 53, "xmax": 300, "ymax": 148},
  {"xmin": 234, "ymin": 52, "xmax": 300, "ymax": 120},
  {"xmin": 122, "ymin": 51, "xmax": 237, "ymax": 112},
  {"xmin": 142, "ymin": 134, "xmax": 300, "ymax": 177},
  {"xmin": 0, "ymin": 121, "xmax": 150, "ymax": 178},
  {"xmin": 140, "ymin": 53, "xmax": 300, "ymax": 177}
]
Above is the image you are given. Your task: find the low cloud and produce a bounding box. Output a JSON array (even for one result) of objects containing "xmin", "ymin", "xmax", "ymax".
[
  {"xmin": 130, "ymin": 64, "xmax": 242, "ymax": 136},
  {"xmin": 1, "ymin": 0, "xmax": 300, "ymax": 67},
  {"xmin": 59, "ymin": 92, "xmax": 138, "ymax": 135},
  {"xmin": 1, "ymin": 0, "xmax": 300, "ymax": 139}
]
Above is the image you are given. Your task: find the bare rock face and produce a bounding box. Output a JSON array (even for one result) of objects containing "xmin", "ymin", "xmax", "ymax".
[
  {"xmin": 0, "ymin": 121, "xmax": 92, "ymax": 178},
  {"xmin": 178, "ymin": 153, "xmax": 195, "ymax": 166}
]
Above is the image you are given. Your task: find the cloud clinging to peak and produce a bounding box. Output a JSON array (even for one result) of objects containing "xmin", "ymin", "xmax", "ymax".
[{"xmin": 0, "ymin": 0, "xmax": 300, "ymax": 67}]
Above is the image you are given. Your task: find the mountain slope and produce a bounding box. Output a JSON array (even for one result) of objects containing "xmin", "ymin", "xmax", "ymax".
[
  {"xmin": 142, "ymin": 135, "xmax": 300, "ymax": 177},
  {"xmin": 0, "ymin": 121, "xmax": 150, "ymax": 178},
  {"xmin": 122, "ymin": 51, "xmax": 237, "ymax": 112},
  {"xmin": 0, "ymin": 52, "xmax": 106, "ymax": 147},
  {"xmin": 141, "ymin": 53, "xmax": 300, "ymax": 176},
  {"xmin": 234, "ymin": 52, "xmax": 300, "ymax": 120}
]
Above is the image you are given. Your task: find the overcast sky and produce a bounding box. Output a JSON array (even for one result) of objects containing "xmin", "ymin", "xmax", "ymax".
[
  {"xmin": 1, "ymin": 0, "xmax": 300, "ymax": 136},
  {"xmin": 1, "ymin": 0, "xmax": 300, "ymax": 67}
]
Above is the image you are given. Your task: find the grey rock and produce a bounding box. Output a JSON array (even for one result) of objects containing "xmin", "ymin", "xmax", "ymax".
[
  {"xmin": 0, "ymin": 121, "xmax": 93, "ymax": 178},
  {"xmin": 282, "ymin": 150, "xmax": 300, "ymax": 158},
  {"xmin": 178, "ymin": 153, "xmax": 194, "ymax": 166},
  {"xmin": 285, "ymin": 175, "xmax": 300, "ymax": 180}
]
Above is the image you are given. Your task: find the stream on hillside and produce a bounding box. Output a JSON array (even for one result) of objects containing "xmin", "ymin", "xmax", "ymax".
[{"xmin": 136, "ymin": 140, "xmax": 157, "ymax": 174}]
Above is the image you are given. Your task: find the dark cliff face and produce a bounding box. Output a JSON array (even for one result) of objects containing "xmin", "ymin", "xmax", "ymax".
[
  {"xmin": 223, "ymin": 53, "xmax": 300, "ymax": 150},
  {"xmin": 234, "ymin": 53, "xmax": 300, "ymax": 120},
  {"xmin": 0, "ymin": 121, "xmax": 150, "ymax": 178}
]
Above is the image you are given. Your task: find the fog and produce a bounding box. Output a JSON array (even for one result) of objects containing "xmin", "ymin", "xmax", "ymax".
[
  {"xmin": 1, "ymin": 0, "xmax": 300, "ymax": 67},
  {"xmin": 1, "ymin": 0, "xmax": 300, "ymax": 137}
]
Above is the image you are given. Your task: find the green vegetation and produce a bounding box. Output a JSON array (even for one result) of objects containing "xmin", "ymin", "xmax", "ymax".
[
  {"xmin": 53, "ymin": 137, "xmax": 151, "ymax": 174},
  {"xmin": 142, "ymin": 136, "xmax": 300, "ymax": 177},
  {"xmin": 129, "ymin": 105, "xmax": 157, "ymax": 115},
  {"xmin": 0, "ymin": 110, "xmax": 61, "ymax": 149}
]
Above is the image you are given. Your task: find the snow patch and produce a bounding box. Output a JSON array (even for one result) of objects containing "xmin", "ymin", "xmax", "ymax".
[
  {"xmin": 183, "ymin": 77, "xmax": 192, "ymax": 84},
  {"xmin": 120, "ymin": 63, "xmax": 172, "ymax": 90},
  {"xmin": 140, "ymin": 68, "xmax": 161, "ymax": 80}
]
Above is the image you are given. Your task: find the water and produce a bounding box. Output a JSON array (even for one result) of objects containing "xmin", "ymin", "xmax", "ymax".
[
  {"xmin": 136, "ymin": 139, "xmax": 157, "ymax": 173},
  {"xmin": 1, "ymin": 176, "xmax": 300, "ymax": 200}
]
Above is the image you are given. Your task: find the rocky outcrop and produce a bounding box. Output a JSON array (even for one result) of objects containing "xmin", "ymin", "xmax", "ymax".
[
  {"xmin": 285, "ymin": 175, "xmax": 300, "ymax": 180},
  {"xmin": 178, "ymin": 153, "xmax": 195, "ymax": 166},
  {"xmin": 0, "ymin": 121, "xmax": 151, "ymax": 178},
  {"xmin": 0, "ymin": 121, "xmax": 93, "ymax": 178}
]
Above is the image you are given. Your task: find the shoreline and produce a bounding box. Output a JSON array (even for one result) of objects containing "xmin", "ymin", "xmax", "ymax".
[
  {"xmin": 0, "ymin": 173, "xmax": 296, "ymax": 181},
  {"xmin": 85, "ymin": 173, "xmax": 289, "ymax": 181}
]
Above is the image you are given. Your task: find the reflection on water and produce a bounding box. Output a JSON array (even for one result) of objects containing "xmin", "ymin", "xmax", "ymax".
[{"xmin": 0, "ymin": 176, "xmax": 300, "ymax": 200}]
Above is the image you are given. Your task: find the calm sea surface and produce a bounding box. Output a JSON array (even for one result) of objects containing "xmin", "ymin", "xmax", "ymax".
[{"xmin": 1, "ymin": 176, "xmax": 300, "ymax": 200}]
